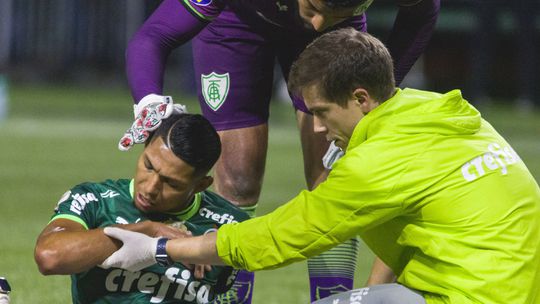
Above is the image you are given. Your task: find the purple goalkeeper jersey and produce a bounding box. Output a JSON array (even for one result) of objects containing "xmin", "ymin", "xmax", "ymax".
[
  {"xmin": 180, "ymin": 0, "xmax": 372, "ymax": 29},
  {"xmin": 127, "ymin": 0, "xmax": 440, "ymax": 106}
]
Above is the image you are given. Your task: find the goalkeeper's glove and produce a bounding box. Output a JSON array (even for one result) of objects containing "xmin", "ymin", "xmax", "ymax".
[
  {"xmin": 118, "ymin": 94, "xmax": 187, "ymax": 151},
  {"xmin": 322, "ymin": 141, "xmax": 344, "ymax": 169}
]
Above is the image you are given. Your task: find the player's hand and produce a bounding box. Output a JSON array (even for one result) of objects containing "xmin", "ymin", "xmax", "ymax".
[
  {"xmin": 193, "ymin": 264, "xmax": 212, "ymax": 280},
  {"xmin": 118, "ymin": 94, "xmax": 187, "ymax": 151},
  {"xmin": 152, "ymin": 221, "xmax": 192, "ymax": 239},
  {"xmin": 160, "ymin": 221, "xmax": 211, "ymax": 279},
  {"xmin": 100, "ymin": 227, "xmax": 158, "ymax": 272},
  {"xmin": 113, "ymin": 220, "xmax": 192, "ymax": 240},
  {"xmin": 322, "ymin": 141, "xmax": 344, "ymax": 169}
]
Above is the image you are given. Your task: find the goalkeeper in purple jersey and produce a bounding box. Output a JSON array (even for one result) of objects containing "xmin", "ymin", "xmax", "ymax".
[{"xmin": 120, "ymin": 0, "xmax": 440, "ymax": 301}]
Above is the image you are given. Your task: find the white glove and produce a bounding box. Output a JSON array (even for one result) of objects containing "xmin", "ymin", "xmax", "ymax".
[
  {"xmin": 100, "ymin": 227, "xmax": 159, "ymax": 272},
  {"xmin": 132, "ymin": 94, "xmax": 187, "ymax": 119},
  {"xmin": 118, "ymin": 94, "xmax": 188, "ymax": 151},
  {"xmin": 322, "ymin": 141, "xmax": 345, "ymax": 169}
]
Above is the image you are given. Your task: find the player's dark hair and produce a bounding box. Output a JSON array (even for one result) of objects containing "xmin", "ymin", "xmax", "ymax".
[
  {"xmin": 149, "ymin": 113, "xmax": 221, "ymax": 177},
  {"xmin": 288, "ymin": 28, "xmax": 395, "ymax": 107}
]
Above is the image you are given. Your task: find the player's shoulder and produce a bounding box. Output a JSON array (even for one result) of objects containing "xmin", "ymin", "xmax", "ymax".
[
  {"xmin": 198, "ymin": 191, "xmax": 250, "ymax": 222},
  {"xmin": 53, "ymin": 178, "xmax": 133, "ymax": 225},
  {"xmin": 69, "ymin": 178, "xmax": 130, "ymax": 197}
]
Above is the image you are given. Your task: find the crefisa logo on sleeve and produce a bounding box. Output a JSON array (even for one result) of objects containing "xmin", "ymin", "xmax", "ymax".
[{"xmin": 189, "ymin": 0, "xmax": 212, "ymax": 7}]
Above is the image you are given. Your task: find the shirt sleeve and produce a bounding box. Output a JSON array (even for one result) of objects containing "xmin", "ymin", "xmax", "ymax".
[
  {"xmin": 387, "ymin": 0, "xmax": 440, "ymax": 85},
  {"xmin": 215, "ymin": 152, "xmax": 405, "ymax": 271},
  {"xmin": 126, "ymin": 0, "xmax": 220, "ymax": 101},
  {"xmin": 50, "ymin": 184, "xmax": 100, "ymax": 230}
]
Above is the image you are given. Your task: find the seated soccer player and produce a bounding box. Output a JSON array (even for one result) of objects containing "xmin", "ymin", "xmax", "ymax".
[{"xmin": 34, "ymin": 113, "xmax": 249, "ymax": 303}]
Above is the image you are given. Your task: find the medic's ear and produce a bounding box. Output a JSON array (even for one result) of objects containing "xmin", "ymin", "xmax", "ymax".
[{"xmin": 352, "ymin": 88, "xmax": 379, "ymax": 113}]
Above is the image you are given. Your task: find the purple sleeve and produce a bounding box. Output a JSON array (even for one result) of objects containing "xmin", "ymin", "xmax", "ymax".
[
  {"xmin": 386, "ymin": 0, "xmax": 440, "ymax": 85},
  {"xmin": 126, "ymin": 0, "xmax": 208, "ymax": 102}
]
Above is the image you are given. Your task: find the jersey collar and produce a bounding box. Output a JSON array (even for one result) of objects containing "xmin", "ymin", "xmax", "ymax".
[
  {"xmin": 129, "ymin": 179, "xmax": 202, "ymax": 221},
  {"xmin": 167, "ymin": 192, "xmax": 202, "ymax": 221}
]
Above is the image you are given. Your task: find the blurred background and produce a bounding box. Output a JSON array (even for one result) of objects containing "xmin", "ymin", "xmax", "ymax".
[
  {"xmin": 0, "ymin": 0, "xmax": 539, "ymax": 303},
  {"xmin": 1, "ymin": 0, "xmax": 539, "ymax": 107}
]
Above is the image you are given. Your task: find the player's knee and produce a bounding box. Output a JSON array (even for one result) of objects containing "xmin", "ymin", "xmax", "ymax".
[{"xmin": 217, "ymin": 173, "xmax": 262, "ymax": 207}]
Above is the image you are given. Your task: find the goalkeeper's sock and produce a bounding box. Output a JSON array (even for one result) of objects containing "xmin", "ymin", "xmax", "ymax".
[
  {"xmin": 232, "ymin": 204, "xmax": 258, "ymax": 303},
  {"xmin": 308, "ymin": 237, "xmax": 359, "ymax": 302},
  {"xmin": 213, "ymin": 269, "xmax": 254, "ymax": 303}
]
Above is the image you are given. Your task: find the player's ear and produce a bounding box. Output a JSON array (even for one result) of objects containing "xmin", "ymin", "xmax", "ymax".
[{"xmin": 194, "ymin": 176, "xmax": 213, "ymax": 193}]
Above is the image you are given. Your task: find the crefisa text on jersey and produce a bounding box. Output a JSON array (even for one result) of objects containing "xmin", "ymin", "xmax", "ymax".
[
  {"xmin": 461, "ymin": 142, "xmax": 521, "ymax": 182},
  {"xmin": 199, "ymin": 207, "xmax": 238, "ymax": 224},
  {"xmin": 105, "ymin": 267, "xmax": 212, "ymax": 303},
  {"xmin": 69, "ymin": 193, "xmax": 98, "ymax": 215}
]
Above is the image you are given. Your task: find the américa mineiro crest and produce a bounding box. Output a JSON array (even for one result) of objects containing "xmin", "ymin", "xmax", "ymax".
[{"xmin": 201, "ymin": 72, "xmax": 230, "ymax": 111}]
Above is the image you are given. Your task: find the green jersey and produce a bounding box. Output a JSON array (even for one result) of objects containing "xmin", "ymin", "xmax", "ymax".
[
  {"xmin": 216, "ymin": 89, "xmax": 540, "ymax": 303},
  {"xmin": 51, "ymin": 179, "xmax": 249, "ymax": 304}
]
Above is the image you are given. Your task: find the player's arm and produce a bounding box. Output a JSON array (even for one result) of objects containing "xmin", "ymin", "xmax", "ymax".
[
  {"xmin": 121, "ymin": 0, "xmax": 221, "ymax": 150},
  {"xmin": 215, "ymin": 155, "xmax": 407, "ymax": 271},
  {"xmin": 101, "ymin": 155, "xmax": 406, "ymax": 272},
  {"xmin": 166, "ymin": 232, "xmax": 223, "ymax": 265},
  {"xmin": 101, "ymin": 177, "xmax": 404, "ymax": 273},
  {"xmin": 99, "ymin": 227, "xmax": 223, "ymax": 272},
  {"xmin": 387, "ymin": 0, "xmax": 440, "ymax": 85},
  {"xmin": 101, "ymin": 180, "xmax": 401, "ymax": 272},
  {"xmin": 34, "ymin": 218, "xmax": 120, "ymax": 275},
  {"xmin": 35, "ymin": 219, "xmax": 189, "ymax": 275},
  {"xmin": 126, "ymin": 0, "xmax": 214, "ymax": 101}
]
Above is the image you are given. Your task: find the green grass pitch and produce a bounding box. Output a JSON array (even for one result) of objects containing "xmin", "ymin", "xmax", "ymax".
[{"xmin": 0, "ymin": 83, "xmax": 538, "ymax": 303}]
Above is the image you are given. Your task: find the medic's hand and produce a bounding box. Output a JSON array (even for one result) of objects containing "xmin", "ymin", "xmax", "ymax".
[
  {"xmin": 322, "ymin": 141, "xmax": 344, "ymax": 169},
  {"xmin": 118, "ymin": 94, "xmax": 187, "ymax": 151},
  {"xmin": 100, "ymin": 227, "xmax": 159, "ymax": 272}
]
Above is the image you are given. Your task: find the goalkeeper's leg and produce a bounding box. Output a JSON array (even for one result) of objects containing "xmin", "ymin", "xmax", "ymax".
[
  {"xmin": 295, "ymin": 111, "xmax": 359, "ymax": 302},
  {"xmin": 308, "ymin": 238, "xmax": 359, "ymax": 302},
  {"xmin": 213, "ymin": 270, "xmax": 254, "ymax": 304},
  {"xmin": 312, "ymin": 283, "xmax": 426, "ymax": 304}
]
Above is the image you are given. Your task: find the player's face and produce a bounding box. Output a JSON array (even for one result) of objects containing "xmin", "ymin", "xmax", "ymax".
[
  {"xmin": 133, "ymin": 137, "xmax": 211, "ymax": 214},
  {"xmin": 303, "ymin": 85, "xmax": 366, "ymax": 149},
  {"xmin": 297, "ymin": 0, "xmax": 360, "ymax": 32}
]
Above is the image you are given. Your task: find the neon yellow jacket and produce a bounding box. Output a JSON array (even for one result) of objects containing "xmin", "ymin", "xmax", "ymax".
[{"xmin": 217, "ymin": 88, "xmax": 540, "ymax": 303}]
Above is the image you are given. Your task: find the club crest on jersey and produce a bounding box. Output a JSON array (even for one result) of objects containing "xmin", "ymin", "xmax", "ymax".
[
  {"xmin": 201, "ymin": 72, "xmax": 230, "ymax": 111},
  {"xmin": 189, "ymin": 0, "xmax": 212, "ymax": 7},
  {"xmin": 316, "ymin": 284, "xmax": 350, "ymax": 300}
]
